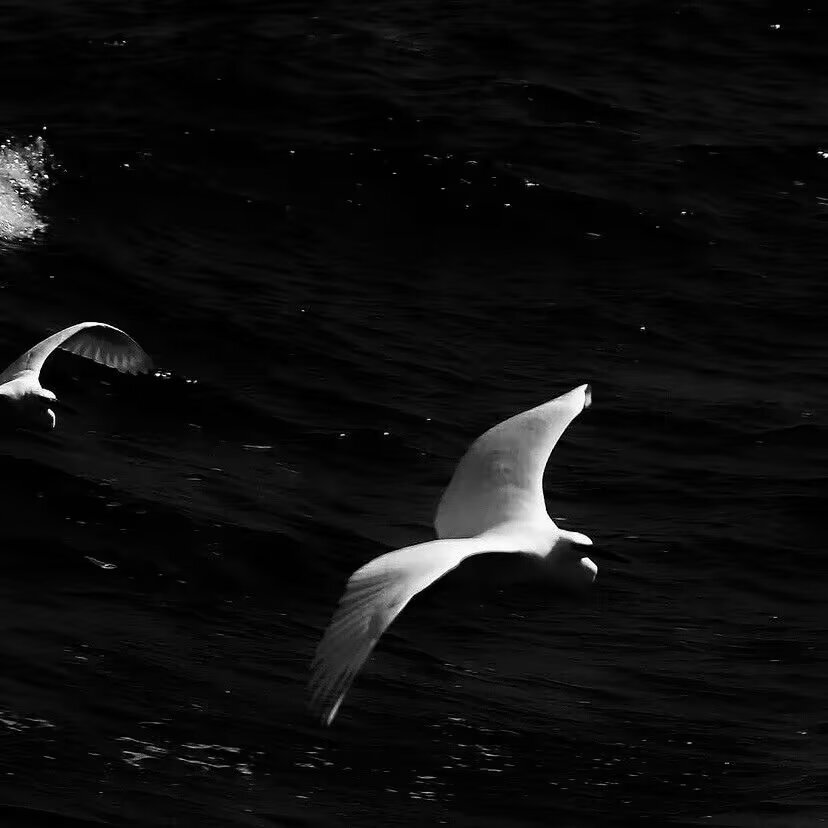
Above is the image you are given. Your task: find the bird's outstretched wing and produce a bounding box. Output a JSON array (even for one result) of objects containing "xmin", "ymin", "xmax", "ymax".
[
  {"xmin": 309, "ymin": 535, "xmax": 520, "ymax": 725},
  {"xmin": 435, "ymin": 384, "xmax": 591, "ymax": 538},
  {"xmin": 0, "ymin": 322, "xmax": 153, "ymax": 384}
]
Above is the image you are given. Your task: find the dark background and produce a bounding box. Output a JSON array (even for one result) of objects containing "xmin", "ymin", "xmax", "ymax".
[{"xmin": 1, "ymin": 1, "xmax": 826, "ymax": 825}]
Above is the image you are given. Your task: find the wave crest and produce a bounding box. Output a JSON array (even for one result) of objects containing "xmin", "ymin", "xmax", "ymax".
[{"xmin": 0, "ymin": 136, "xmax": 53, "ymax": 243}]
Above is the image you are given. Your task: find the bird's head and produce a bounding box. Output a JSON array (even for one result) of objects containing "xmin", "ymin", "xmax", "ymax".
[
  {"xmin": 32, "ymin": 389, "xmax": 58, "ymax": 430},
  {"xmin": 550, "ymin": 529, "xmax": 598, "ymax": 589}
]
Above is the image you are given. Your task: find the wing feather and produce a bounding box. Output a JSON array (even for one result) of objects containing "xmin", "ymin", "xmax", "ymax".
[
  {"xmin": 435, "ymin": 384, "xmax": 591, "ymax": 538},
  {"xmin": 0, "ymin": 322, "xmax": 153, "ymax": 383},
  {"xmin": 309, "ymin": 536, "xmax": 509, "ymax": 725}
]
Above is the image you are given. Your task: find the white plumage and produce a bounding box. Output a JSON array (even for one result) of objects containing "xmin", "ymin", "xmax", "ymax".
[
  {"xmin": 0, "ymin": 322, "xmax": 152, "ymax": 429},
  {"xmin": 309, "ymin": 383, "xmax": 596, "ymax": 725}
]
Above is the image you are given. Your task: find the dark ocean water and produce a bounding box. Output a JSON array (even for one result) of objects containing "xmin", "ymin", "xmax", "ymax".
[{"xmin": 1, "ymin": 1, "xmax": 826, "ymax": 825}]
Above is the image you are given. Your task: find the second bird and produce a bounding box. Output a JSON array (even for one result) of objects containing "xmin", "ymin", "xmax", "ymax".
[{"xmin": 0, "ymin": 322, "xmax": 153, "ymax": 430}]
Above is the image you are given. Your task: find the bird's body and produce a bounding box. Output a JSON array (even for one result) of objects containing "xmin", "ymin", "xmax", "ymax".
[
  {"xmin": 0, "ymin": 322, "xmax": 152, "ymax": 430},
  {"xmin": 309, "ymin": 383, "xmax": 596, "ymax": 725}
]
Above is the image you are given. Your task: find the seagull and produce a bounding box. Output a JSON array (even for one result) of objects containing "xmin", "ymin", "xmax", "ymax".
[
  {"xmin": 0, "ymin": 322, "xmax": 152, "ymax": 430},
  {"xmin": 309, "ymin": 383, "xmax": 596, "ymax": 725}
]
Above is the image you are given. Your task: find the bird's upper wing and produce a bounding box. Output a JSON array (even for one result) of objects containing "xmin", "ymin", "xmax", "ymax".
[
  {"xmin": 434, "ymin": 384, "xmax": 591, "ymax": 538},
  {"xmin": 309, "ymin": 534, "xmax": 523, "ymax": 725},
  {"xmin": 0, "ymin": 322, "xmax": 153, "ymax": 384}
]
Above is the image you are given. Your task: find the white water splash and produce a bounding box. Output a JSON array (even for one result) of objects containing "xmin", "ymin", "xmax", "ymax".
[{"xmin": 0, "ymin": 136, "xmax": 52, "ymax": 243}]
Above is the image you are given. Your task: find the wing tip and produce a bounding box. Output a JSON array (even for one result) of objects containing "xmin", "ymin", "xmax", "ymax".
[
  {"xmin": 322, "ymin": 699, "xmax": 342, "ymax": 726},
  {"xmin": 307, "ymin": 687, "xmax": 343, "ymax": 727},
  {"xmin": 133, "ymin": 352, "xmax": 154, "ymax": 374},
  {"xmin": 583, "ymin": 383, "xmax": 592, "ymax": 410}
]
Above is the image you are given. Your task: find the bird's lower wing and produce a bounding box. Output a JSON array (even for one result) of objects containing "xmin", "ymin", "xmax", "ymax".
[
  {"xmin": 435, "ymin": 384, "xmax": 591, "ymax": 538},
  {"xmin": 309, "ymin": 536, "xmax": 518, "ymax": 725},
  {"xmin": 0, "ymin": 322, "xmax": 152, "ymax": 383}
]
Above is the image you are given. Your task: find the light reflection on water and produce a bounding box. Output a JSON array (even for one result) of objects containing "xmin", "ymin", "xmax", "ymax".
[{"xmin": 115, "ymin": 732, "xmax": 257, "ymax": 776}]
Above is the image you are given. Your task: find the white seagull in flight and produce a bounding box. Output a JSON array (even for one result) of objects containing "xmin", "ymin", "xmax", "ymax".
[
  {"xmin": 309, "ymin": 383, "xmax": 597, "ymax": 725},
  {"xmin": 0, "ymin": 322, "xmax": 152, "ymax": 430}
]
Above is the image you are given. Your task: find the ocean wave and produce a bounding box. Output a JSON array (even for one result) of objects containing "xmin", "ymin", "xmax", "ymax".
[{"xmin": 0, "ymin": 135, "xmax": 52, "ymax": 244}]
